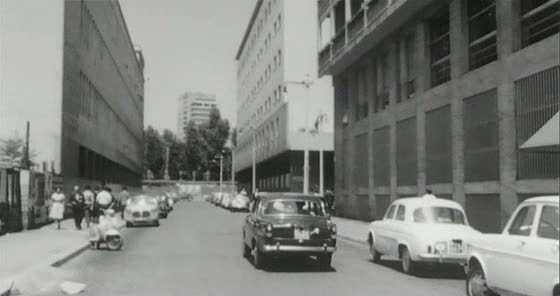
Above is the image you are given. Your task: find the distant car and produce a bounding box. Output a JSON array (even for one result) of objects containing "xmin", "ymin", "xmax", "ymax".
[
  {"xmin": 230, "ymin": 193, "xmax": 250, "ymax": 212},
  {"xmin": 367, "ymin": 195, "xmax": 480, "ymax": 275},
  {"xmin": 220, "ymin": 193, "xmax": 233, "ymax": 208},
  {"xmin": 124, "ymin": 195, "xmax": 160, "ymax": 227},
  {"xmin": 242, "ymin": 193, "xmax": 337, "ymax": 270},
  {"xmin": 466, "ymin": 196, "xmax": 559, "ymax": 296},
  {"xmin": 212, "ymin": 192, "xmax": 222, "ymax": 205}
]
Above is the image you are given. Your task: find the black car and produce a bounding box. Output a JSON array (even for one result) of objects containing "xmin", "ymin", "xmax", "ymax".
[{"xmin": 242, "ymin": 193, "xmax": 337, "ymax": 270}]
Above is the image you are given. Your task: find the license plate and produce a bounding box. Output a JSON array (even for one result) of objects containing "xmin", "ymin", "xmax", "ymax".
[{"xmin": 294, "ymin": 229, "xmax": 310, "ymax": 240}]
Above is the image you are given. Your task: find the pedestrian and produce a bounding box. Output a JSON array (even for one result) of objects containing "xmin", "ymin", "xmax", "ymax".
[
  {"xmin": 96, "ymin": 186, "xmax": 114, "ymax": 217},
  {"xmin": 118, "ymin": 186, "xmax": 130, "ymax": 218},
  {"xmin": 70, "ymin": 185, "xmax": 85, "ymax": 230},
  {"xmin": 49, "ymin": 186, "xmax": 66, "ymax": 230},
  {"xmin": 323, "ymin": 189, "xmax": 335, "ymax": 215},
  {"xmin": 252, "ymin": 188, "xmax": 259, "ymax": 201},
  {"xmin": 82, "ymin": 185, "xmax": 95, "ymax": 227}
]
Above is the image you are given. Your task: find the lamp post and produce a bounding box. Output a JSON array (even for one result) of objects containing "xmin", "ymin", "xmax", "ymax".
[
  {"xmin": 285, "ymin": 75, "xmax": 313, "ymax": 194},
  {"xmin": 252, "ymin": 125, "xmax": 257, "ymax": 194},
  {"xmin": 214, "ymin": 152, "xmax": 224, "ymax": 195}
]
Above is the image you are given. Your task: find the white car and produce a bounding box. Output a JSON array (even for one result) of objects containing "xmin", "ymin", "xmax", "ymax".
[
  {"xmin": 367, "ymin": 194, "xmax": 480, "ymax": 274},
  {"xmin": 229, "ymin": 193, "xmax": 250, "ymax": 212},
  {"xmin": 466, "ymin": 196, "xmax": 559, "ymax": 296},
  {"xmin": 220, "ymin": 193, "xmax": 233, "ymax": 208},
  {"xmin": 124, "ymin": 195, "xmax": 160, "ymax": 227}
]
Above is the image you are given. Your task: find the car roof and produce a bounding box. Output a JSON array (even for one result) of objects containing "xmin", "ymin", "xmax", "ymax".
[
  {"xmin": 392, "ymin": 195, "xmax": 464, "ymax": 209},
  {"xmin": 521, "ymin": 195, "xmax": 559, "ymax": 205},
  {"xmin": 257, "ymin": 192, "xmax": 323, "ymax": 202}
]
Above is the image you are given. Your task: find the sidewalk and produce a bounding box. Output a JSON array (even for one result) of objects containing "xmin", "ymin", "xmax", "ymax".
[
  {"xmin": 332, "ymin": 216, "xmax": 370, "ymax": 245},
  {"xmin": 0, "ymin": 219, "xmax": 91, "ymax": 295}
]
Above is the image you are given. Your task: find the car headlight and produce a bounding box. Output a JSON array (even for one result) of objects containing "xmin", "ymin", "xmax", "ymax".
[{"xmin": 434, "ymin": 241, "xmax": 448, "ymax": 254}]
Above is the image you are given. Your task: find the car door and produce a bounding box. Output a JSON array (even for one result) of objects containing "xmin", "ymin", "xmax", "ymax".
[
  {"xmin": 244, "ymin": 199, "xmax": 260, "ymax": 246},
  {"xmin": 389, "ymin": 204, "xmax": 407, "ymax": 258},
  {"xmin": 490, "ymin": 204, "xmax": 538, "ymax": 294},
  {"xmin": 375, "ymin": 204, "xmax": 397, "ymax": 254},
  {"xmin": 523, "ymin": 203, "xmax": 560, "ymax": 296}
]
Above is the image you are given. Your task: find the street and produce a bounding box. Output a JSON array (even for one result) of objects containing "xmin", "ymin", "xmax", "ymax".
[{"xmin": 40, "ymin": 201, "xmax": 465, "ymax": 296}]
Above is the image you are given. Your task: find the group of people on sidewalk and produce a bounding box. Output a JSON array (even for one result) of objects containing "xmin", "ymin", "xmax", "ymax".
[{"xmin": 48, "ymin": 185, "xmax": 131, "ymax": 230}]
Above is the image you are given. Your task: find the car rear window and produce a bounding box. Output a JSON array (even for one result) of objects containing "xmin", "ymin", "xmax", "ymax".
[
  {"xmin": 262, "ymin": 200, "xmax": 325, "ymax": 216},
  {"xmin": 428, "ymin": 207, "xmax": 466, "ymax": 224}
]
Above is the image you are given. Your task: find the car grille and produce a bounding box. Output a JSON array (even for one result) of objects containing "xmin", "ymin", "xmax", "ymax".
[
  {"xmin": 142, "ymin": 211, "xmax": 150, "ymax": 217},
  {"xmin": 132, "ymin": 211, "xmax": 140, "ymax": 218},
  {"xmin": 272, "ymin": 227, "xmax": 294, "ymax": 239}
]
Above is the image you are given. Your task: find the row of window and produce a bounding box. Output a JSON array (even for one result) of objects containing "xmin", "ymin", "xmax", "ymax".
[
  {"xmin": 257, "ymin": 173, "xmax": 291, "ymax": 191},
  {"xmin": 239, "ymin": 83, "xmax": 284, "ymax": 137},
  {"xmin": 241, "ymin": 48, "xmax": 283, "ymax": 108},
  {"xmin": 237, "ymin": 117, "xmax": 281, "ymax": 164},
  {"xmin": 78, "ymin": 145, "xmax": 140, "ymax": 186}
]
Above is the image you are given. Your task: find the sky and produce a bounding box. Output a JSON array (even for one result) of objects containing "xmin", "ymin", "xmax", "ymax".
[{"xmin": 119, "ymin": 0, "xmax": 256, "ymax": 133}]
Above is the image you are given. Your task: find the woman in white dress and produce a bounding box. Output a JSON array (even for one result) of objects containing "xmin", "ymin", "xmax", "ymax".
[{"xmin": 49, "ymin": 186, "xmax": 66, "ymax": 229}]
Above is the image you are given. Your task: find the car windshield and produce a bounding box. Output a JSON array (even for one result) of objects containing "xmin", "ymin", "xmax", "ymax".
[
  {"xmin": 262, "ymin": 200, "xmax": 325, "ymax": 217},
  {"xmin": 427, "ymin": 207, "xmax": 466, "ymax": 224},
  {"xmin": 130, "ymin": 196, "xmax": 157, "ymax": 205}
]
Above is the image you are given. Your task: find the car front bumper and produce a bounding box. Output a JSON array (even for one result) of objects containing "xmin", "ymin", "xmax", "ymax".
[
  {"xmin": 260, "ymin": 239, "xmax": 336, "ymax": 255},
  {"xmin": 417, "ymin": 253, "xmax": 468, "ymax": 264}
]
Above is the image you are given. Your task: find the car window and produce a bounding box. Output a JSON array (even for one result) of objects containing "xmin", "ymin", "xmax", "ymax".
[
  {"xmin": 262, "ymin": 200, "xmax": 325, "ymax": 216},
  {"xmin": 537, "ymin": 206, "xmax": 559, "ymax": 240},
  {"xmin": 384, "ymin": 205, "xmax": 396, "ymax": 220},
  {"xmin": 428, "ymin": 207, "xmax": 466, "ymax": 224},
  {"xmin": 413, "ymin": 208, "xmax": 426, "ymax": 223},
  {"xmin": 508, "ymin": 205, "xmax": 536, "ymax": 236},
  {"xmin": 395, "ymin": 205, "xmax": 406, "ymax": 221}
]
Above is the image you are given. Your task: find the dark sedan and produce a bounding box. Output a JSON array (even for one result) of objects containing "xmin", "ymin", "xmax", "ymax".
[{"xmin": 242, "ymin": 193, "xmax": 337, "ymax": 270}]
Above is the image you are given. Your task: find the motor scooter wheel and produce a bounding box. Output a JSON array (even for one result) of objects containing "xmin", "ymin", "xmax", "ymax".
[{"xmin": 107, "ymin": 237, "xmax": 123, "ymax": 251}]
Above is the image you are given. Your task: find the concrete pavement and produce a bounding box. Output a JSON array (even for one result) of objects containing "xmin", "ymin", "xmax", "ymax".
[
  {"xmin": 36, "ymin": 201, "xmax": 465, "ymax": 296},
  {"xmin": 0, "ymin": 219, "xmax": 91, "ymax": 295}
]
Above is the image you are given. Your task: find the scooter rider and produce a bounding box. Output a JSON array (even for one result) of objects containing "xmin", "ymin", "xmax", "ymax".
[{"xmin": 96, "ymin": 187, "xmax": 114, "ymax": 218}]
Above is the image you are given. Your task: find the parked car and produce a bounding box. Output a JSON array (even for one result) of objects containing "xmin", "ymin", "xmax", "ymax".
[
  {"xmin": 124, "ymin": 195, "xmax": 160, "ymax": 227},
  {"xmin": 220, "ymin": 193, "xmax": 233, "ymax": 209},
  {"xmin": 242, "ymin": 193, "xmax": 337, "ymax": 270},
  {"xmin": 466, "ymin": 195, "xmax": 559, "ymax": 296},
  {"xmin": 230, "ymin": 193, "xmax": 250, "ymax": 212},
  {"xmin": 367, "ymin": 194, "xmax": 480, "ymax": 275},
  {"xmin": 212, "ymin": 192, "xmax": 222, "ymax": 205}
]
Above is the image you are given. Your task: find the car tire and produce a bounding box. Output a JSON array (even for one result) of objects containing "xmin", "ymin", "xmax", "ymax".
[
  {"xmin": 126, "ymin": 222, "xmax": 133, "ymax": 228},
  {"xmin": 242, "ymin": 242, "xmax": 251, "ymax": 258},
  {"xmin": 252, "ymin": 242, "xmax": 266, "ymax": 269},
  {"xmin": 466, "ymin": 261, "xmax": 497, "ymax": 296},
  {"xmin": 368, "ymin": 236, "xmax": 381, "ymax": 263},
  {"xmin": 400, "ymin": 247, "xmax": 415, "ymax": 275},
  {"xmin": 318, "ymin": 254, "xmax": 332, "ymax": 271},
  {"xmin": 154, "ymin": 220, "xmax": 160, "ymax": 227}
]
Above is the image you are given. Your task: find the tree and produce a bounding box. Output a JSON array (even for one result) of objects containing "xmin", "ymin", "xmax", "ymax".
[
  {"xmin": 184, "ymin": 120, "xmax": 208, "ymax": 180},
  {"xmin": 0, "ymin": 136, "xmax": 37, "ymax": 168},
  {"xmin": 161, "ymin": 129, "xmax": 186, "ymax": 180},
  {"xmin": 143, "ymin": 126, "xmax": 165, "ymax": 179},
  {"xmin": 199, "ymin": 108, "xmax": 230, "ymax": 180}
]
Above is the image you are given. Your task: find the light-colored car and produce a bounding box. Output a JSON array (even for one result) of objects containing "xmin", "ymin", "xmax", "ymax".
[
  {"xmin": 124, "ymin": 195, "xmax": 160, "ymax": 227},
  {"xmin": 466, "ymin": 196, "xmax": 559, "ymax": 296},
  {"xmin": 230, "ymin": 193, "xmax": 250, "ymax": 212},
  {"xmin": 220, "ymin": 193, "xmax": 233, "ymax": 208},
  {"xmin": 367, "ymin": 194, "xmax": 480, "ymax": 274}
]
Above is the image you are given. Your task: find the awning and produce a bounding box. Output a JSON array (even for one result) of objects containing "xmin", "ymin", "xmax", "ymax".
[{"xmin": 520, "ymin": 112, "xmax": 559, "ymax": 149}]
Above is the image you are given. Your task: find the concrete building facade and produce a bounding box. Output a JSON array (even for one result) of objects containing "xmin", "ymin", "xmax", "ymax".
[
  {"xmin": 1, "ymin": 0, "xmax": 144, "ymax": 188},
  {"xmin": 317, "ymin": 0, "xmax": 559, "ymax": 232},
  {"xmin": 176, "ymin": 92, "xmax": 217, "ymax": 140},
  {"xmin": 234, "ymin": 0, "xmax": 335, "ymax": 194}
]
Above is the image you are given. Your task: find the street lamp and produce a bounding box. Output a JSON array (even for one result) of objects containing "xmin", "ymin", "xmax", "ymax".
[
  {"xmin": 214, "ymin": 151, "xmax": 225, "ymax": 195},
  {"xmin": 285, "ymin": 75, "xmax": 313, "ymax": 194}
]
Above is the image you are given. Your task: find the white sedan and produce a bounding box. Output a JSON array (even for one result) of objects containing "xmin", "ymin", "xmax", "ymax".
[
  {"xmin": 367, "ymin": 194, "xmax": 480, "ymax": 274},
  {"xmin": 466, "ymin": 196, "xmax": 559, "ymax": 296},
  {"xmin": 124, "ymin": 195, "xmax": 160, "ymax": 227}
]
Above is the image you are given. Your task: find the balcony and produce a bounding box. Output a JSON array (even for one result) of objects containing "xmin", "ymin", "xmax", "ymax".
[{"xmin": 318, "ymin": 0, "xmax": 435, "ymax": 76}]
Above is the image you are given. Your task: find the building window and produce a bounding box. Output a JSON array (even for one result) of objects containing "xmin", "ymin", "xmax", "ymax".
[
  {"xmin": 521, "ymin": 0, "xmax": 560, "ymax": 47},
  {"xmin": 355, "ymin": 68, "xmax": 368, "ymax": 120},
  {"xmin": 426, "ymin": 105, "xmax": 452, "ymax": 184},
  {"xmin": 334, "ymin": 1, "xmax": 346, "ymax": 32},
  {"xmin": 373, "ymin": 126, "xmax": 390, "ymax": 187},
  {"xmin": 467, "ymin": 0, "xmax": 497, "ymax": 70},
  {"xmin": 405, "ymin": 34, "xmax": 416, "ymax": 98},
  {"xmin": 354, "ymin": 133, "xmax": 369, "ymax": 188},
  {"xmin": 396, "ymin": 117, "xmax": 417, "ymax": 186},
  {"xmin": 375, "ymin": 54, "xmax": 390, "ymax": 113},
  {"xmin": 429, "ymin": 5, "xmax": 451, "ymax": 87}
]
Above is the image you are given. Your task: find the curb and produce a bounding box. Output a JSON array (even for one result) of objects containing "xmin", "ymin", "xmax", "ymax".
[
  {"xmin": 50, "ymin": 243, "xmax": 91, "ymax": 267},
  {"xmin": 338, "ymin": 234, "xmax": 367, "ymax": 246}
]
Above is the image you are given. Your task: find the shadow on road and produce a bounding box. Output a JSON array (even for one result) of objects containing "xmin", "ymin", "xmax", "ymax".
[
  {"xmin": 369, "ymin": 258, "xmax": 466, "ymax": 280},
  {"xmin": 257, "ymin": 256, "xmax": 337, "ymax": 273}
]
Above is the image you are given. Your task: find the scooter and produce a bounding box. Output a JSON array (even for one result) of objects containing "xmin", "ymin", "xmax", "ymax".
[{"xmin": 89, "ymin": 209, "xmax": 123, "ymax": 251}]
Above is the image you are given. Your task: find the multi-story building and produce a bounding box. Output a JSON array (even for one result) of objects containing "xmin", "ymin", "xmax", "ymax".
[
  {"xmin": 176, "ymin": 92, "xmax": 218, "ymax": 139},
  {"xmin": 317, "ymin": 0, "xmax": 559, "ymax": 232},
  {"xmin": 234, "ymin": 0, "xmax": 335, "ymax": 194},
  {"xmin": 0, "ymin": 0, "xmax": 145, "ymax": 188}
]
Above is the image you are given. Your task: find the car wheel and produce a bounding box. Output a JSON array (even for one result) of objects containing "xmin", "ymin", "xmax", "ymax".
[
  {"xmin": 318, "ymin": 254, "xmax": 332, "ymax": 271},
  {"xmin": 400, "ymin": 247, "xmax": 415, "ymax": 275},
  {"xmin": 251, "ymin": 242, "xmax": 265, "ymax": 269},
  {"xmin": 125, "ymin": 222, "xmax": 133, "ymax": 228},
  {"xmin": 368, "ymin": 235, "xmax": 381, "ymax": 263},
  {"xmin": 107, "ymin": 237, "xmax": 123, "ymax": 251},
  {"xmin": 242, "ymin": 242, "xmax": 251, "ymax": 258},
  {"xmin": 154, "ymin": 220, "xmax": 160, "ymax": 227},
  {"xmin": 466, "ymin": 262, "xmax": 497, "ymax": 296}
]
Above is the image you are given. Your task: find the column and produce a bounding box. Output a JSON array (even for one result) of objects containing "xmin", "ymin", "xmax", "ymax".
[
  {"xmin": 415, "ymin": 23, "xmax": 429, "ymax": 193},
  {"xmin": 366, "ymin": 58, "xmax": 377, "ymax": 218},
  {"xmin": 388, "ymin": 43, "xmax": 399, "ymax": 200}
]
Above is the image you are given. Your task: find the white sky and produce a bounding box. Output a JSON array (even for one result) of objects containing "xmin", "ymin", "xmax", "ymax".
[{"xmin": 119, "ymin": 0, "xmax": 256, "ymax": 133}]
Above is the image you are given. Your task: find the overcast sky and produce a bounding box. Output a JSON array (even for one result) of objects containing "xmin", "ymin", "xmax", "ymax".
[{"xmin": 120, "ymin": 0, "xmax": 256, "ymax": 133}]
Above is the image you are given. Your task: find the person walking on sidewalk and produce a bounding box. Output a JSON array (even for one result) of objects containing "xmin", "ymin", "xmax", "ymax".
[
  {"xmin": 82, "ymin": 185, "xmax": 95, "ymax": 227},
  {"xmin": 70, "ymin": 185, "xmax": 85, "ymax": 230},
  {"xmin": 118, "ymin": 186, "xmax": 130, "ymax": 218},
  {"xmin": 49, "ymin": 186, "xmax": 66, "ymax": 230}
]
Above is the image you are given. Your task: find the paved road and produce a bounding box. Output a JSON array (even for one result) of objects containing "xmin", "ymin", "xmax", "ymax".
[{"xmin": 40, "ymin": 202, "xmax": 465, "ymax": 296}]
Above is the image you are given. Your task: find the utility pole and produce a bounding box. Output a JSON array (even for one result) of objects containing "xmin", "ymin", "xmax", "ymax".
[
  {"xmin": 219, "ymin": 154, "xmax": 223, "ymax": 194},
  {"xmin": 252, "ymin": 127, "xmax": 256, "ymax": 193},
  {"xmin": 231, "ymin": 149, "xmax": 235, "ymax": 188},
  {"xmin": 164, "ymin": 146, "xmax": 170, "ymax": 180},
  {"xmin": 23, "ymin": 121, "xmax": 31, "ymax": 169}
]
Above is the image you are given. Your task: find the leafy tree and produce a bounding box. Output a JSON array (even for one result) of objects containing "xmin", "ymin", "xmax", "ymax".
[
  {"xmin": 143, "ymin": 126, "xmax": 165, "ymax": 179},
  {"xmin": 199, "ymin": 108, "xmax": 230, "ymax": 180},
  {"xmin": 0, "ymin": 136, "xmax": 36, "ymax": 168},
  {"xmin": 184, "ymin": 120, "xmax": 208, "ymax": 180},
  {"xmin": 161, "ymin": 129, "xmax": 186, "ymax": 180}
]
